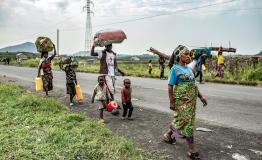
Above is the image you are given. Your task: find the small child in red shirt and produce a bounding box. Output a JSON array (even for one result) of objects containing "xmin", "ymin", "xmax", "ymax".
[{"xmin": 121, "ymin": 79, "xmax": 133, "ymax": 120}]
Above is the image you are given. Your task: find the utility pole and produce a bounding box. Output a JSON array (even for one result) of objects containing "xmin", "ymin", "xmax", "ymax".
[
  {"xmin": 83, "ymin": 0, "xmax": 94, "ymax": 52},
  {"xmin": 57, "ymin": 28, "xmax": 59, "ymax": 56}
]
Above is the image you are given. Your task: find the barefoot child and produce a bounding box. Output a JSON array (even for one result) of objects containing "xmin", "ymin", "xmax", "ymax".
[
  {"xmin": 92, "ymin": 75, "xmax": 112, "ymax": 123},
  {"xmin": 121, "ymin": 79, "xmax": 133, "ymax": 120},
  {"xmin": 59, "ymin": 57, "xmax": 78, "ymax": 106}
]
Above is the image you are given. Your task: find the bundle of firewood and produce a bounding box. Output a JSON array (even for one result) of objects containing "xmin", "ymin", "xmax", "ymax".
[{"xmin": 147, "ymin": 47, "xmax": 170, "ymax": 60}]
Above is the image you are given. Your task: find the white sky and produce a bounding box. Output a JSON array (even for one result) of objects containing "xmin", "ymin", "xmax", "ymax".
[{"xmin": 0, "ymin": 0, "xmax": 261, "ymax": 55}]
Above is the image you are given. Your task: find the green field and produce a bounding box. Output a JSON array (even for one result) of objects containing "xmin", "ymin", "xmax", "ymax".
[
  {"xmin": 0, "ymin": 83, "xmax": 162, "ymax": 160},
  {"xmin": 2, "ymin": 58, "xmax": 262, "ymax": 86},
  {"xmin": 202, "ymin": 63, "xmax": 262, "ymax": 86},
  {"xmin": 7, "ymin": 59, "xmax": 168, "ymax": 78}
]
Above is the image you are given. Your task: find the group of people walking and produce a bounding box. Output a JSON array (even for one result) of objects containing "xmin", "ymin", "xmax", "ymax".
[
  {"xmin": 36, "ymin": 42, "xmax": 209, "ymax": 159},
  {"xmin": 37, "ymin": 43, "xmax": 134, "ymax": 123}
]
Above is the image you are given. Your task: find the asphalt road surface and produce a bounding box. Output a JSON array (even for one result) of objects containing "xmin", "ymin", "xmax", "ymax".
[{"xmin": 0, "ymin": 65, "xmax": 261, "ymax": 134}]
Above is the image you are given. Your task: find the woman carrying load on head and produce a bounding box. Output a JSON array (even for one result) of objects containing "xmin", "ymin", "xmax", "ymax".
[
  {"xmin": 91, "ymin": 43, "xmax": 125, "ymax": 100},
  {"xmin": 37, "ymin": 43, "xmax": 56, "ymax": 96},
  {"xmin": 163, "ymin": 45, "xmax": 207, "ymax": 160}
]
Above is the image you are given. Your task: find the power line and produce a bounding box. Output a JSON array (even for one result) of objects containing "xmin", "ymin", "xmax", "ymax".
[
  {"xmin": 95, "ymin": 0, "xmax": 240, "ymax": 27},
  {"xmin": 61, "ymin": 0, "xmax": 241, "ymax": 31},
  {"xmin": 1, "ymin": 0, "xmax": 258, "ymax": 48},
  {"xmin": 184, "ymin": 7, "xmax": 262, "ymax": 15},
  {"xmin": 94, "ymin": 0, "xmax": 202, "ymax": 10},
  {"xmin": 93, "ymin": 7, "xmax": 262, "ymax": 19}
]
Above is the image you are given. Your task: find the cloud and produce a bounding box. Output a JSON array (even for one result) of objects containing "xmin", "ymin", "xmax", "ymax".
[
  {"xmin": 92, "ymin": 0, "xmax": 262, "ymax": 19},
  {"xmin": 0, "ymin": 0, "xmax": 261, "ymax": 54},
  {"xmin": 56, "ymin": 0, "xmax": 69, "ymax": 10}
]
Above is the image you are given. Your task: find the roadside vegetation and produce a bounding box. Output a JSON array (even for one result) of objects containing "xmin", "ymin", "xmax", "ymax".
[
  {"xmin": 0, "ymin": 83, "xmax": 162, "ymax": 159},
  {"xmin": 203, "ymin": 63, "xmax": 262, "ymax": 86},
  {"xmin": 1, "ymin": 58, "xmax": 261, "ymax": 86}
]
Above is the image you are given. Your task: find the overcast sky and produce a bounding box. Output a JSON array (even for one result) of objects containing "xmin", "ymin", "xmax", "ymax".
[{"xmin": 0, "ymin": 0, "xmax": 261, "ymax": 55}]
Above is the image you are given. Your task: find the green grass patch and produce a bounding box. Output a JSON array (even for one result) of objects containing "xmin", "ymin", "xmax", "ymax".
[
  {"xmin": 0, "ymin": 83, "xmax": 162, "ymax": 160},
  {"xmin": 203, "ymin": 63, "xmax": 262, "ymax": 86},
  {"xmin": 3, "ymin": 57, "xmax": 261, "ymax": 86}
]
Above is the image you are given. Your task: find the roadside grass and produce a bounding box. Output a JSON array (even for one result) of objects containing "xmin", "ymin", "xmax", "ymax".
[
  {"xmin": 3, "ymin": 58, "xmax": 261, "ymax": 86},
  {"xmin": 0, "ymin": 83, "xmax": 163, "ymax": 160},
  {"xmin": 203, "ymin": 63, "xmax": 262, "ymax": 86}
]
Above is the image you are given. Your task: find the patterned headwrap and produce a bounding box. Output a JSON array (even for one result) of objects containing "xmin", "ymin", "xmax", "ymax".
[
  {"xmin": 174, "ymin": 45, "xmax": 189, "ymax": 57},
  {"xmin": 173, "ymin": 45, "xmax": 189, "ymax": 62}
]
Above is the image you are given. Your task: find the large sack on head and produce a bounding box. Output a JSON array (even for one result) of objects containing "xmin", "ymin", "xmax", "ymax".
[
  {"xmin": 35, "ymin": 37, "xmax": 54, "ymax": 52},
  {"xmin": 60, "ymin": 57, "xmax": 71, "ymax": 65},
  {"xmin": 94, "ymin": 29, "xmax": 127, "ymax": 47},
  {"xmin": 190, "ymin": 48, "xmax": 212, "ymax": 60}
]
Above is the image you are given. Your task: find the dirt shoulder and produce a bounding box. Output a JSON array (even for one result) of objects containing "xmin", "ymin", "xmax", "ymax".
[{"xmin": 0, "ymin": 75, "xmax": 261, "ymax": 160}]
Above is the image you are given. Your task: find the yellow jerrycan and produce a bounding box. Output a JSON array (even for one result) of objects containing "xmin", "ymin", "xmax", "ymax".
[
  {"xmin": 75, "ymin": 84, "xmax": 83, "ymax": 102},
  {"xmin": 35, "ymin": 77, "xmax": 42, "ymax": 92},
  {"xmin": 201, "ymin": 64, "xmax": 206, "ymax": 71}
]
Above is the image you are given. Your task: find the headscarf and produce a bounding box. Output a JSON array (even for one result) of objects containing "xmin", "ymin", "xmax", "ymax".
[{"xmin": 173, "ymin": 45, "xmax": 189, "ymax": 62}]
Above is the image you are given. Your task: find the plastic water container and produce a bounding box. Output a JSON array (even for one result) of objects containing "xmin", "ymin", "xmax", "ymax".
[
  {"xmin": 202, "ymin": 64, "xmax": 206, "ymax": 71},
  {"xmin": 75, "ymin": 84, "xmax": 83, "ymax": 102},
  {"xmin": 35, "ymin": 77, "xmax": 42, "ymax": 92},
  {"xmin": 107, "ymin": 101, "xmax": 118, "ymax": 111}
]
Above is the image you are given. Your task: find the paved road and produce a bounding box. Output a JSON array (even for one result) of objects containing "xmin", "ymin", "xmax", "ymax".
[{"xmin": 1, "ymin": 65, "xmax": 262, "ymax": 134}]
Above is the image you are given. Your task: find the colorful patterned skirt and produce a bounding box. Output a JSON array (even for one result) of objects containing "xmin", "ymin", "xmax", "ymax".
[
  {"xmin": 42, "ymin": 73, "xmax": 53, "ymax": 92},
  {"xmin": 170, "ymin": 82, "xmax": 198, "ymax": 143},
  {"xmin": 216, "ymin": 64, "xmax": 224, "ymax": 78}
]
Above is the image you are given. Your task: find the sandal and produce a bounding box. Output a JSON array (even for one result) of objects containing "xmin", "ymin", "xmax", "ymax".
[
  {"xmin": 187, "ymin": 152, "xmax": 200, "ymax": 160},
  {"xmin": 163, "ymin": 134, "xmax": 176, "ymax": 145}
]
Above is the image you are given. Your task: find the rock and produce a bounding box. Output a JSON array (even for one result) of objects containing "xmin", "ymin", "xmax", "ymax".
[
  {"xmin": 196, "ymin": 127, "xmax": 213, "ymax": 132},
  {"xmin": 248, "ymin": 149, "xmax": 262, "ymax": 156},
  {"xmin": 232, "ymin": 153, "xmax": 249, "ymax": 160},
  {"xmin": 227, "ymin": 145, "xmax": 233, "ymax": 149}
]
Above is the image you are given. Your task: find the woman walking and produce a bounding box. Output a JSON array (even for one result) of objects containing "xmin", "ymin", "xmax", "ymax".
[
  {"xmin": 37, "ymin": 44, "xmax": 56, "ymax": 96},
  {"xmin": 163, "ymin": 45, "xmax": 207, "ymax": 160}
]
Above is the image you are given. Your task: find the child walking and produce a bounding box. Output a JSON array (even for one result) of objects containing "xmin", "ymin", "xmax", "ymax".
[
  {"xmin": 148, "ymin": 60, "xmax": 153, "ymax": 75},
  {"xmin": 92, "ymin": 75, "xmax": 112, "ymax": 123},
  {"xmin": 121, "ymin": 79, "xmax": 133, "ymax": 120},
  {"xmin": 59, "ymin": 57, "xmax": 78, "ymax": 106}
]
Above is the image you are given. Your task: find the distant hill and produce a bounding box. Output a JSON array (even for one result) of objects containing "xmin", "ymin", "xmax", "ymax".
[
  {"xmin": 256, "ymin": 51, "xmax": 262, "ymax": 56},
  {"xmin": 0, "ymin": 42, "xmax": 37, "ymax": 53}
]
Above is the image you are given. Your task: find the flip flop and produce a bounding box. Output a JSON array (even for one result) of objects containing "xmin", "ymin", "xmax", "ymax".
[
  {"xmin": 187, "ymin": 152, "xmax": 200, "ymax": 160},
  {"xmin": 163, "ymin": 134, "xmax": 176, "ymax": 145}
]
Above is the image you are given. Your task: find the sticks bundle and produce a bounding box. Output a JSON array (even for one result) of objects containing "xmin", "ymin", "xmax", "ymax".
[{"xmin": 147, "ymin": 47, "xmax": 170, "ymax": 60}]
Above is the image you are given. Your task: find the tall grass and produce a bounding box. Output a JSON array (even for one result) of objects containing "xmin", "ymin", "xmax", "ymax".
[
  {"xmin": 203, "ymin": 63, "xmax": 262, "ymax": 85},
  {"xmin": 0, "ymin": 83, "xmax": 162, "ymax": 160},
  {"xmin": 3, "ymin": 58, "xmax": 261, "ymax": 85}
]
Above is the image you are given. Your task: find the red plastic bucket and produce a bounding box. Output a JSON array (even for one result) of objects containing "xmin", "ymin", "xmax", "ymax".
[{"xmin": 107, "ymin": 101, "xmax": 118, "ymax": 111}]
